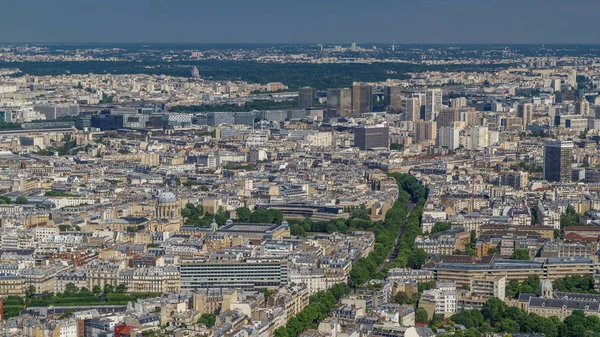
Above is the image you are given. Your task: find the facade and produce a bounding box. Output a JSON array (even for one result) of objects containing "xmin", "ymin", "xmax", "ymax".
[
  {"xmin": 327, "ymin": 88, "xmax": 352, "ymax": 117},
  {"xmin": 469, "ymin": 275, "xmax": 506, "ymax": 300},
  {"xmin": 118, "ymin": 267, "xmax": 180, "ymax": 293},
  {"xmin": 415, "ymin": 121, "xmax": 437, "ymax": 144},
  {"xmin": 544, "ymin": 140, "xmax": 573, "ymax": 182},
  {"xmin": 437, "ymin": 127, "xmax": 460, "ymax": 150},
  {"xmin": 180, "ymin": 260, "xmax": 288, "ymax": 290},
  {"xmin": 354, "ymin": 125, "xmax": 389, "ymax": 150},
  {"xmin": 352, "ymin": 85, "xmax": 372, "ymax": 114},
  {"xmin": 384, "ymin": 86, "xmax": 403, "ymax": 111},
  {"xmin": 424, "ymin": 89, "xmax": 442, "ymax": 121},
  {"xmin": 298, "ymin": 87, "xmax": 316, "ymax": 109}
]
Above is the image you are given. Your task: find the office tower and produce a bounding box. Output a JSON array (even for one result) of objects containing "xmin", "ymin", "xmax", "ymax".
[
  {"xmin": 517, "ymin": 103, "xmax": 533, "ymax": 128},
  {"xmin": 575, "ymin": 99, "xmax": 590, "ymax": 115},
  {"xmin": 570, "ymin": 69, "xmax": 577, "ymax": 83},
  {"xmin": 502, "ymin": 171, "xmax": 529, "ymax": 190},
  {"xmin": 437, "ymin": 108, "xmax": 460, "ymax": 128},
  {"xmin": 384, "ymin": 86, "xmax": 403, "ymax": 111},
  {"xmin": 415, "ymin": 121, "xmax": 437, "ymax": 144},
  {"xmin": 353, "ymin": 125, "xmax": 389, "ymax": 150},
  {"xmin": 438, "ymin": 127, "xmax": 460, "ymax": 150},
  {"xmin": 424, "ymin": 89, "xmax": 443, "ymax": 121},
  {"xmin": 551, "ymin": 79, "xmax": 562, "ymax": 92},
  {"xmin": 491, "ymin": 101, "xmax": 503, "ymax": 112},
  {"xmin": 352, "ymin": 85, "xmax": 373, "ymax": 114},
  {"xmin": 298, "ymin": 87, "xmax": 316, "ymax": 109},
  {"xmin": 404, "ymin": 97, "xmax": 421, "ymax": 122},
  {"xmin": 326, "ymin": 88, "xmax": 352, "ymax": 117},
  {"xmin": 544, "ymin": 140, "xmax": 574, "ymax": 182},
  {"xmin": 450, "ymin": 97, "xmax": 467, "ymax": 109},
  {"xmin": 469, "ymin": 126, "xmax": 489, "ymax": 150}
]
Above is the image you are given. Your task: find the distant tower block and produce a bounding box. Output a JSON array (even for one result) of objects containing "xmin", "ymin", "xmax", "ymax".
[{"xmin": 191, "ymin": 66, "xmax": 200, "ymax": 78}]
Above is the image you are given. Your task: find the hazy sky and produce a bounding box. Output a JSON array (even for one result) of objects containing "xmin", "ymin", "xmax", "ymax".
[{"xmin": 1, "ymin": 0, "xmax": 598, "ymax": 44}]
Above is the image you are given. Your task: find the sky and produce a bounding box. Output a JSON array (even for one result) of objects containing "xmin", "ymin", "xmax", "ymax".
[{"xmin": 1, "ymin": 0, "xmax": 599, "ymax": 44}]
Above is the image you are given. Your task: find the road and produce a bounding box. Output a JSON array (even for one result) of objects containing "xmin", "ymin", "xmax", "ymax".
[{"xmin": 378, "ymin": 203, "xmax": 415, "ymax": 272}]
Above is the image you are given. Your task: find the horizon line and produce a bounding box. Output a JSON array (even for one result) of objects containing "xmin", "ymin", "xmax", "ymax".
[{"xmin": 1, "ymin": 42, "xmax": 600, "ymax": 46}]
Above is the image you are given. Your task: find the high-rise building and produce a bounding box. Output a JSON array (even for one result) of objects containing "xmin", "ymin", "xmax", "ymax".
[
  {"xmin": 384, "ymin": 86, "xmax": 403, "ymax": 111},
  {"xmin": 438, "ymin": 127, "xmax": 460, "ymax": 150},
  {"xmin": 352, "ymin": 85, "xmax": 372, "ymax": 114},
  {"xmin": 354, "ymin": 125, "xmax": 389, "ymax": 150},
  {"xmin": 450, "ymin": 97, "xmax": 467, "ymax": 109},
  {"xmin": 424, "ymin": 89, "xmax": 443, "ymax": 121},
  {"xmin": 502, "ymin": 171, "xmax": 529, "ymax": 190},
  {"xmin": 517, "ymin": 103, "xmax": 533, "ymax": 128},
  {"xmin": 326, "ymin": 88, "xmax": 352, "ymax": 117},
  {"xmin": 575, "ymin": 99, "xmax": 590, "ymax": 116},
  {"xmin": 469, "ymin": 126, "xmax": 489, "ymax": 150},
  {"xmin": 404, "ymin": 97, "xmax": 421, "ymax": 122},
  {"xmin": 544, "ymin": 140, "xmax": 574, "ymax": 182},
  {"xmin": 298, "ymin": 87, "xmax": 316, "ymax": 109},
  {"xmin": 415, "ymin": 121, "xmax": 437, "ymax": 144},
  {"xmin": 437, "ymin": 109, "xmax": 460, "ymax": 128}
]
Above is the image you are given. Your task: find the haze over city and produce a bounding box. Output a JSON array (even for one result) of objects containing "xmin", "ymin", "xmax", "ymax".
[
  {"xmin": 1, "ymin": 2, "xmax": 600, "ymax": 337},
  {"xmin": 2, "ymin": 0, "xmax": 600, "ymax": 44}
]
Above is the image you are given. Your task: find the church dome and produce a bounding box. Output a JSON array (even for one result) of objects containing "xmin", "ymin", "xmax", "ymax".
[
  {"xmin": 540, "ymin": 278, "xmax": 553, "ymax": 297},
  {"xmin": 158, "ymin": 191, "xmax": 177, "ymax": 203}
]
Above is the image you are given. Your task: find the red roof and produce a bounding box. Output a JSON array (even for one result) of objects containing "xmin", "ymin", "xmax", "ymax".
[{"xmin": 565, "ymin": 226, "xmax": 600, "ymax": 232}]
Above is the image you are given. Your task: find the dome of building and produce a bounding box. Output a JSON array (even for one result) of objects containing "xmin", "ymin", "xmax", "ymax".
[
  {"xmin": 540, "ymin": 278, "xmax": 553, "ymax": 297},
  {"xmin": 158, "ymin": 192, "xmax": 177, "ymax": 203}
]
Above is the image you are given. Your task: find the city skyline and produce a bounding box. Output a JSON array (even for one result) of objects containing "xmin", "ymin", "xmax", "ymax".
[{"xmin": 2, "ymin": 0, "xmax": 600, "ymax": 44}]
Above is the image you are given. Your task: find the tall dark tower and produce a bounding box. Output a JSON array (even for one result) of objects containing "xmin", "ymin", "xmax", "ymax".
[
  {"xmin": 298, "ymin": 87, "xmax": 316, "ymax": 109},
  {"xmin": 544, "ymin": 140, "xmax": 573, "ymax": 182},
  {"xmin": 352, "ymin": 84, "xmax": 372, "ymax": 114}
]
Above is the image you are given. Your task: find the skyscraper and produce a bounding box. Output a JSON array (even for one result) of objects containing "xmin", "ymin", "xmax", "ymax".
[
  {"xmin": 517, "ymin": 103, "xmax": 533, "ymax": 128},
  {"xmin": 404, "ymin": 97, "xmax": 421, "ymax": 122},
  {"xmin": 575, "ymin": 99, "xmax": 590, "ymax": 116},
  {"xmin": 353, "ymin": 125, "xmax": 389, "ymax": 150},
  {"xmin": 352, "ymin": 85, "xmax": 372, "ymax": 114},
  {"xmin": 298, "ymin": 87, "xmax": 316, "ymax": 109},
  {"xmin": 544, "ymin": 140, "xmax": 573, "ymax": 182},
  {"xmin": 437, "ymin": 108, "xmax": 460, "ymax": 128},
  {"xmin": 438, "ymin": 127, "xmax": 460, "ymax": 150},
  {"xmin": 327, "ymin": 88, "xmax": 352, "ymax": 117},
  {"xmin": 384, "ymin": 86, "xmax": 403, "ymax": 112},
  {"xmin": 415, "ymin": 121, "xmax": 437, "ymax": 144},
  {"xmin": 469, "ymin": 126, "xmax": 489, "ymax": 150},
  {"xmin": 425, "ymin": 89, "xmax": 443, "ymax": 121}
]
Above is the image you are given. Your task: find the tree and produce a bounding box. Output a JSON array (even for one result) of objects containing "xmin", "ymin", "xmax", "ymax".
[
  {"xmin": 561, "ymin": 205, "xmax": 580, "ymax": 229},
  {"xmin": 510, "ymin": 249, "xmax": 531, "ymax": 260},
  {"xmin": 214, "ymin": 206, "xmax": 227, "ymax": 226},
  {"xmin": 430, "ymin": 313, "xmax": 444, "ymax": 327},
  {"xmin": 236, "ymin": 207, "xmax": 251, "ymax": 222},
  {"xmin": 407, "ymin": 249, "xmax": 428, "ymax": 269},
  {"xmin": 103, "ymin": 284, "xmax": 114, "ymax": 294},
  {"xmin": 482, "ymin": 298, "xmax": 506, "ymax": 324},
  {"xmin": 92, "ymin": 285, "xmax": 101, "ymax": 294},
  {"xmin": 115, "ymin": 284, "xmax": 127, "ymax": 293},
  {"xmin": 250, "ymin": 209, "xmax": 274, "ymax": 223},
  {"xmin": 64, "ymin": 282, "xmax": 79, "ymax": 296},
  {"xmin": 197, "ymin": 313, "xmax": 216, "ymax": 327},
  {"xmin": 487, "ymin": 247, "xmax": 498, "ymax": 255},
  {"xmin": 416, "ymin": 308, "xmax": 429, "ymax": 323},
  {"xmin": 394, "ymin": 291, "xmax": 412, "ymax": 305},
  {"xmin": 15, "ymin": 196, "xmax": 28, "ymax": 205},
  {"xmin": 431, "ymin": 222, "xmax": 452, "ymax": 235},
  {"xmin": 26, "ymin": 285, "xmax": 36, "ymax": 298}
]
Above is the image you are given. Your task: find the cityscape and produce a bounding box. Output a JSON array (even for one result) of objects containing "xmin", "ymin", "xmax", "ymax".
[{"xmin": 2, "ymin": 2, "xmax": 600, "ymax": 337}]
